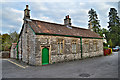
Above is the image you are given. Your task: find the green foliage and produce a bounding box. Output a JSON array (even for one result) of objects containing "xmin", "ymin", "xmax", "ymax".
[
  {"xmin": 103, "ymin": 47, "xmax": 109, "ymax": 49},
  {"xmin": 0, "ymin": 31, "xmax": 19, "ymax": 51},
  {"xmin": 88, "ymin": 8, "xmax": 101, "ymax": 34},
  {"xmin": 108, "ymin": 39, "xmax": 113, "ymax": 47},
  {"xmin": 1, "ymin": 34, "xmax": 11, "ymax": 51},
  {"xmin": 103, "ymin": 42, "xmax": 108, "ymax": 47},
  {"xmin": 10, "ymin": 31, "xmax": 19, "ymax": 43},
  {"xmin": 100, "ymin": 28, "xmax": 111, "ymax": 43},
  {"xmin": 108, "ymin": 8, "xmax": 120, "ymax": 47},
  {"xmin": 88, "ymin": 8, "xmax": 120, "ymax": 47}
]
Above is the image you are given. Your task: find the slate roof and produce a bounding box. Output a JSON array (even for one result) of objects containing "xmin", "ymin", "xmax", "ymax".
[{"xmin": 27, "ymin": 19, "xmax": 102, "ymax": 38}]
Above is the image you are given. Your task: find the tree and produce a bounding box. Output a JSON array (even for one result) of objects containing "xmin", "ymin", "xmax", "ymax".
[
  {"xmin": 108, "ymin": 39, "xmax": 113, "ymax": 47},
  {"xmin": 108, "ymin": 8, "xmax": 120, "ymax": 47},
  {"xmin": 2, "ymin": 34, "xmax": 11, "ymax": 51},
  {"xmin": 9, "ymin": 31, "xmax": 19, "ymax": 43},
  {"xmin": 1, "ymin": 31, "xmax": 19, "ymax": 51},
  {"xmin": 101, "ymin": 28, "xmax": 111, "ymax": 42},
  {"xmin": 88, "ymin": 8, "xmax": 101, "ymax": 34}
]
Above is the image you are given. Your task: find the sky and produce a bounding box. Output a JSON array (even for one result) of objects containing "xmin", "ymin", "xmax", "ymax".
[{"xmin": 0, "ymin": 0, "xmax": 119, "ymax": 34}]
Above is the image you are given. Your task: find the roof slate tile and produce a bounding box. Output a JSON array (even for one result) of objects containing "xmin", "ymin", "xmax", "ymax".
[{"xmin": 28, "ymin": 19, "xmax": 102, "ymax": 38}]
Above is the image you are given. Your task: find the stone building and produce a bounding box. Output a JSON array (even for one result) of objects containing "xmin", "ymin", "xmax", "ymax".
[
  {"xmin": 15, "ymin": 5, "xmax": 103, "ymax": 66},
  {"xmin": 10, "ymin": 43, "xmax": 17, "ymax": 58}
]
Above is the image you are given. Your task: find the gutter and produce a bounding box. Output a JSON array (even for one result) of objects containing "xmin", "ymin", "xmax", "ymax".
[{"xmin": 35, "ymin": 33, "xmax": 103, "ymax": 39}]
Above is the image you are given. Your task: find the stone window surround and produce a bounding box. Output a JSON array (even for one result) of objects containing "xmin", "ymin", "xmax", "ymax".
[
  {"xmin": 71, "ymin": 40, "xmax": 77, "ymax": 53},
  {"xmin": 84, "ymin": 40, "xmax": 89, "ymax": 53},
  {"xmin": 89, "ymin": 41, "xmax": 93, "ymax": 52},
  {"xmin": 93, "ymin": 40, "xmax": 98, "ymax": 52},
  {"xmin": 57, "ymin": 38, "xmax": 64, "ymax": 54},
  {"xmin": 40, "ymin": 45, "xmax": 51, "ymax": 65}
]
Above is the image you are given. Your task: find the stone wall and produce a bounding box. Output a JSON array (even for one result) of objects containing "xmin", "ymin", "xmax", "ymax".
[
  {"xmin": 35, "ymin": 35, "xmax": 103, "ymax": 65},
  {"xmin": 18, "ymin": 24, "xmax": 36, "ymax": 65},
  {"xmin": 82, "ymin": 38, "xmax": 103, "ymax": 58},
  {"xmin": 10, "ymin": 47, "xmax": 14, "ymax": 58},
  {"xmin": 19, "ymin": 24, "xmax": 28, "ymax": 63},
  {"xmin": 18, "ymin": 37, "xmax": 22, "ymax": 60},
  {"xmin": 14, "ymin": 47, "xmax": 17, "ymax": 59},
  {"xmin": 35, "ymin": 35, "xmax": 82, "ymax": 65},
  {"xmin": 27, "ymin": 24, "xmax": 36, "ymax": 65},
  {"xmin": 0, "ymin": 51, "xmax": 10, "ymax": 58}
]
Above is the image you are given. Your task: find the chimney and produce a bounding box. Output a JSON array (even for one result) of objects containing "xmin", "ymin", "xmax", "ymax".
[
  {"xmin": 23, "ymin": 5, "xmax": 30, "ymax": 21},
  {"xmin": 64, "ymin": 15, "xmax": 72, "ymax": 26}
]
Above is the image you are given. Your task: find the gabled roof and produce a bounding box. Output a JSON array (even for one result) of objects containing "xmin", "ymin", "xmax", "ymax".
[{"xmin": 27, "ymin": 19, "xmax": 102, "ymax": 39}]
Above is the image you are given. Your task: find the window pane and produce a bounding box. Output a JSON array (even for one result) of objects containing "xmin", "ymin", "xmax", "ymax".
[
  {"xmin": 72, "ymin": 43, "xmax": 76, "ymax": 53},
  {"xmin": 75, "ymin": 43, "xmax": 76, "ymax": 53},
  {"xmin": 60, "ymin": 42, "xmax": 63, "ymax": 53},
  {"xmin": 85, "ymin": 43, "xmax": 89, "ymax": 53}
]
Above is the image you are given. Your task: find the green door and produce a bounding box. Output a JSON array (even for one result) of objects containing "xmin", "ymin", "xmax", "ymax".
[{"xmin": 42, "ymin": 48, "xmax": 49, "ymax": 65}]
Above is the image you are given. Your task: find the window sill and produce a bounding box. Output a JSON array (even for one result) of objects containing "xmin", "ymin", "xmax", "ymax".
[
  {"xmin": 72, "ymin": 52, "xmax": 77, "ymax": 54},
  {"xmin": 57, "ymin": 53, "xmax": 63, "ymax": 55}
]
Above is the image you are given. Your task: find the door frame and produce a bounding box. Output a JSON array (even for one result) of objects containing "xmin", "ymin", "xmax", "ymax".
[{"xmin": 40, "ymin": 45, "xmax": 51, "ymax": 65}]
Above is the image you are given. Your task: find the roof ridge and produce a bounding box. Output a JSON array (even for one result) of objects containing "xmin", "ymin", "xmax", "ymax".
[
  {"xmin": 30, "ymin": 19, "xmax": 64, "ymax": 26},
  {"xmin": 30, "ymin": 19, "xmax": 88, "ymax": 30}
]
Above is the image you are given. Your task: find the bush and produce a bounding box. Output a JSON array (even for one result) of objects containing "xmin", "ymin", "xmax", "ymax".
[{"xmin": 104, "ymin": 47, "xmax": 109, "ymax": 49}]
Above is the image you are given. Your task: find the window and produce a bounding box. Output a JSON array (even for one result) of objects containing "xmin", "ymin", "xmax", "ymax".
[
  {"xmin": 93, "ymin": 41, "xmax": 97, "ymax": 52},
  {"xmin": 89, "ymin": 41, "xmax": 93, "ymax": 52},
  {"xmin": 57, "ymin": 39, "xmax": 64, "ymax": 54},
  {"xmin": 72, "ymin": 40, "xmax": 77, "ymax": 53},
  {"xmin": 84, "ymin": 40, "xmax": 89, "ymax": 53}
]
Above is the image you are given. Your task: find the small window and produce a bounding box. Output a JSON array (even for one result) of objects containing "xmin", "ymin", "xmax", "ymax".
[
  {"xmin": 58, "ymin": 43, "xmax": 60, "ymax": 53},
  {"xmin": 93, "ymin": 41, "xmax": 97, "ymax": 52},
  {"xmin": 84, "ymin": 40, "xmax": 89, "ymax": 53},
  {"xmin": 89, "ymin": 42, "xmax": 93, "ymax": 52},
  {"xmin": 72, "ymin": 40, "xmax": 77, "ymax": 53},
  {"xmin": 57, "ymin": 39, "xmax": 64, "ymax": 54}
]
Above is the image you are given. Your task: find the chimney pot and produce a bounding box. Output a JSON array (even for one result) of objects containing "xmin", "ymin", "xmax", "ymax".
[
  {"xmin": 26, "ymin": 5, "xmax": 28, "ymax": 9},
  {"xmin": 66, "ymin": 16, "xmax": 67, "ymax": 19},
  {"xmin": 67, "ymin": 15, "xmax": 69, "ymax": 18},
  {"xmin": 64, "ymin": 15, "xmax": 71, "ymax": 26}
]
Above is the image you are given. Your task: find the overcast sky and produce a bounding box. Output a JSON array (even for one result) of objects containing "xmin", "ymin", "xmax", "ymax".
[{"xmin": 1, "ymin": 0, "xmax": 119, "ymax": 34}]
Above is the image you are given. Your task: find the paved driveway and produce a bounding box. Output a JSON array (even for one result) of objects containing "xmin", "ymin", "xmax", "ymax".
[{"xmin": 2, "ymin": 52, "xmax": 119, "ymax": 78}]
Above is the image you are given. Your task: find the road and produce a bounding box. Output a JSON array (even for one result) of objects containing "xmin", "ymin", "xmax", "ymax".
[{"xmin": 2, "ymin": 52, "xmax": 119, "ymax": 78}]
